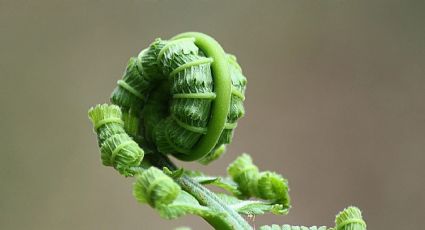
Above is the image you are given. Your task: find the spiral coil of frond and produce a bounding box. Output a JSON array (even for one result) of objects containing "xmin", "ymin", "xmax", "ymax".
[
  {"xmin": 110, "ymin": 33, "xmax": 246, "ymax": 162},
  {"xmin": 133, "ymin": 167, "xmax": 181, "ymax": 207},
  {"xmin": 228, "ymin": 154, "xmax": 291, "ymax": 209},
  {"xmin": 334, "ymin": 206, "xmax": 366, "ymax": 230}
]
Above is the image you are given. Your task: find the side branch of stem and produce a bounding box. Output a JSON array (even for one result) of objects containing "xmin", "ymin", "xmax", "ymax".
[{"xmin": 146, "ymin": 153, "xmax": 252, "ymax": 230}]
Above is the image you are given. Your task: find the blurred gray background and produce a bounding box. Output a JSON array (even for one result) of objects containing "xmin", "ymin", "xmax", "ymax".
[{"xmin": 1, "ymin": 0, "xmax": 424, "ymax": 229}]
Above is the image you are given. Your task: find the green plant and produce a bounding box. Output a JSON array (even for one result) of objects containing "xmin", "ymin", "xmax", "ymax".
[{"xmin": 88, "ymin": 32, "xmax": 366, "ymax": 230}]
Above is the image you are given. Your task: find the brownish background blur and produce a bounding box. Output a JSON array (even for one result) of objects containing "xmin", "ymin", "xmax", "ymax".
[{"xmin": 1, "ymin": 0, "xmax": 424, "ymax": 229}]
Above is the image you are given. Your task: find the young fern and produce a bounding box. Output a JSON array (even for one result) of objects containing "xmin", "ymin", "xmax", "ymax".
[{"xmin": 87, "ymin": 32, "xmax": 366, "ymax": 230}]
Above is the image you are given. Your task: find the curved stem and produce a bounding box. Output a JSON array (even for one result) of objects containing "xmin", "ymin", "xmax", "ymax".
[
  {"xmin": 177, "ymin": 176, "xmax": 251, "ymax": 230},
  {"xmin": 171, "ymin": 32, "xmax": 232, "ymax": 161},
  {"xmin": 146, "ymin": 153, "xmax": 252, "ymax": 230}
]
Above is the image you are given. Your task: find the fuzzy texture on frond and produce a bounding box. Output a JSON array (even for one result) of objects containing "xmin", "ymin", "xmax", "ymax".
[
  {"xmin": 227, "ymin": 153, "xmax": 260, "ymax": 197},
  {"xmin": 257, "ymin": 171, "xmax": 290, "ymax": 207},
  {"xmin": 227, "ymin": 154, "xmax": 290, "ymax": 209},
  {"xmin": 133, "ymin": 167, "xmax": 181, "ymax": 207},
  {"xmin": 334, "ymin": 206, "xmax": 366, "ymax": 230},
  {"xmin": 156, "ymin": 190, "xmax": 218, "ymax": 220},
  {"xmin": 88, "ymin": 104, "xmax": 144, "ymax": 176},
  {"xmin": 108, "ymin": 35, "xmax": 247, "ymax": 162}
]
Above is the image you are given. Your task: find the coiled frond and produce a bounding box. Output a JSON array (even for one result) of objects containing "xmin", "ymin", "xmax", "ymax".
[
  {"xmin": 87, "ymin": 32, "xmax": 366, "ymax": 230},
  {"xmin": 88, "ymin": 104, "xmax": 144, "ymax": 176},
  {"xmin": 133, "ymin": 167, "xmax": 181, "ymax": 207},
  {"xmin": 334, "ymin": 206, "xmax": 366, "ymax": 230},
  {"xmin": 109, "ymin": 33, "xmax": 246, "ymax": 162},
  {"xmin": 257, "ymin": 171, "xmax": 290, "ymax": 207},
  {"xmin": 227, "ymin": 154, "xmax": 290, "ymax": 209},
  {"xmin": 227, "ymin": 153, "xmax": 260, "ymax": 197}
]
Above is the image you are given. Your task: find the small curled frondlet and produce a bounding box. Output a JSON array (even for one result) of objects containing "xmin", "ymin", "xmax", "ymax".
[{"xmin": 88, "ymin": 104, "xmax": 144, "ymax": 177}]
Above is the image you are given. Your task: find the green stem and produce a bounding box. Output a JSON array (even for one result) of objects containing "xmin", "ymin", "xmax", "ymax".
[
  {"xmin": 177, "ymin": 176, "xmax": 251, "ymax": 230},
  {"xmin": 146, "ymin": 153, "xmax": 252, "ymax": 230}
]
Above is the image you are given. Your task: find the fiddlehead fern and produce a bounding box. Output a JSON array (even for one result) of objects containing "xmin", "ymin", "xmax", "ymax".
[
  {"xmin": 88, "ymin": 32, "xmax": 366, "ymax": 230},
  {"xmin": 110, "ymin": 33, "xmax": 246, "ymax": 162}
]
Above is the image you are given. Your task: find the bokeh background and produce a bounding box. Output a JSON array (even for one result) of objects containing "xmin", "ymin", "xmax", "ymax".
[{"xmin": 1, "ymin": 0, "xmax": 424, "ymax": 229}]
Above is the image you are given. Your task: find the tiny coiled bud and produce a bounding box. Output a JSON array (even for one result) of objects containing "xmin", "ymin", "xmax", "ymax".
[
  {"xmin": 228, "ymin": 154, "xmax": 291, "ymax": 209},
  {"xmin": 88, "ymin": 104, "xmax": 144, "ymax": 176},
  {"xmin": 227, "ymin": 154, "xmax": 259, "ymax": 197},
  {"xmin": 334, "ymin": 206, "xmax": 366, "ymax": 230},
  {"xmin": 257, "ymin": 171, "xmax": 290, "ymax": 208},
  {"xmin": 133, "ymin": 167, "xmax": 181, "ymax": 207},
  {"xmin": 100, "ymin": 133, "xmax": 144, "ymax": 176}
]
